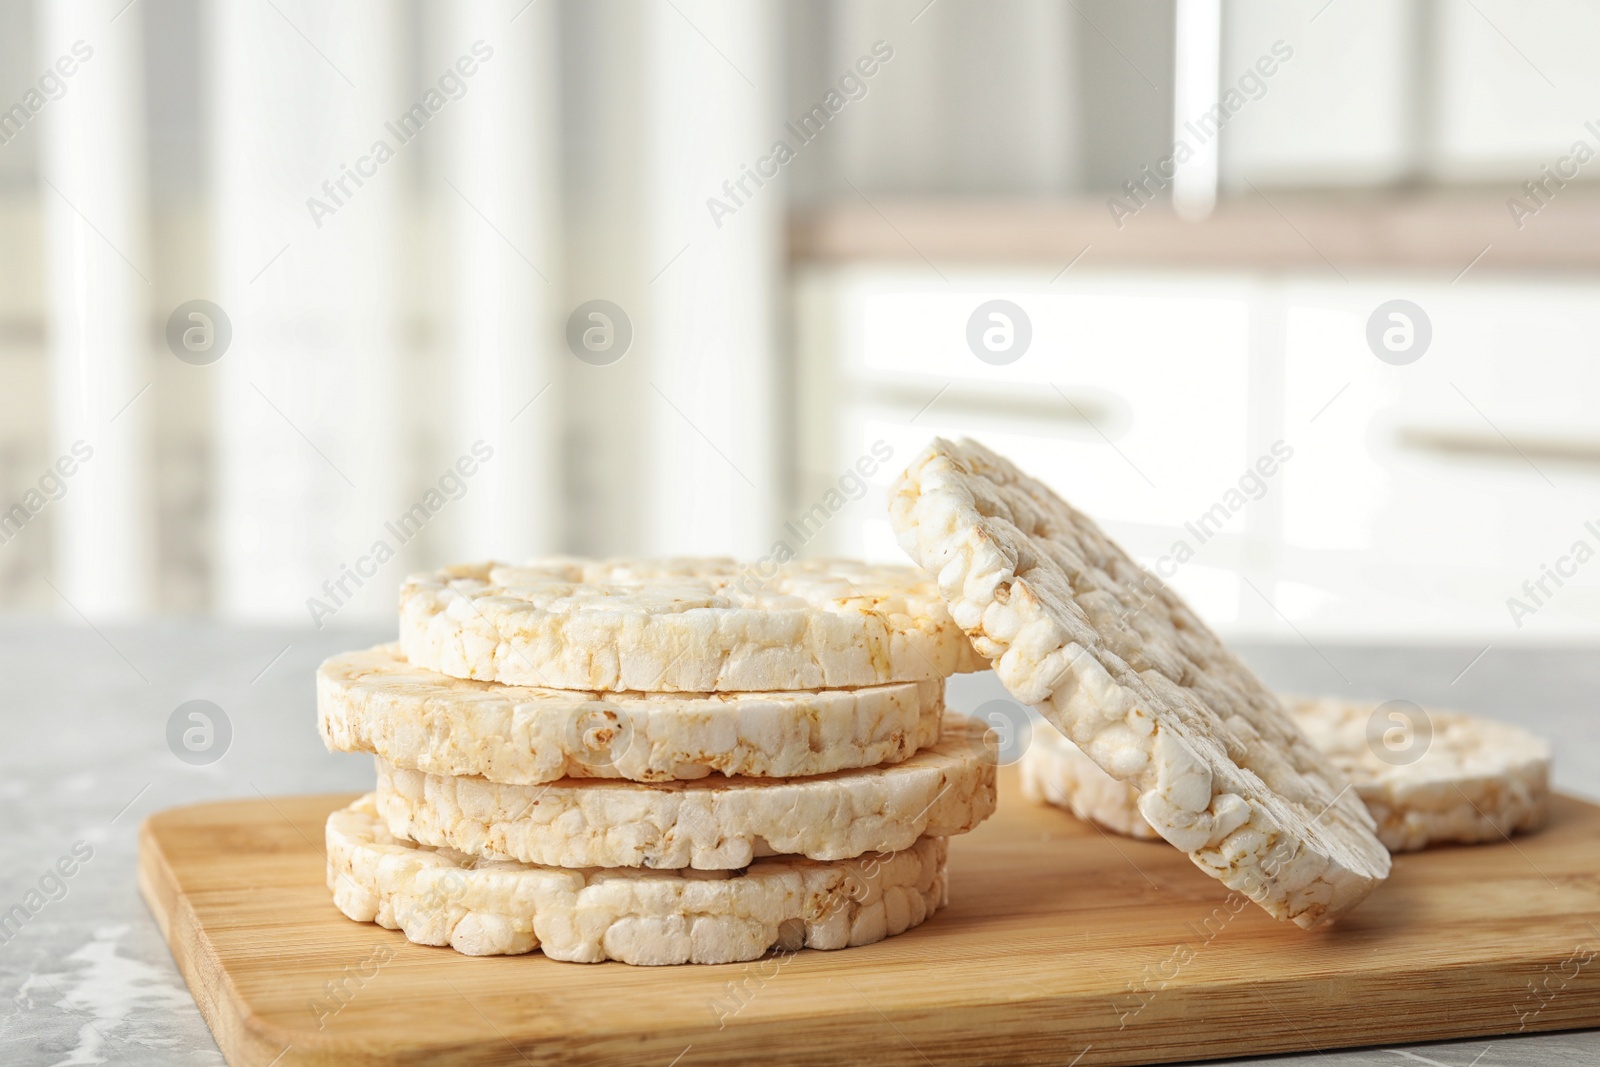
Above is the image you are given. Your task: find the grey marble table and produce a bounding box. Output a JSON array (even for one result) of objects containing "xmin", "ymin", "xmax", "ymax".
[{"xmin": 1, "ymin": 620, "xmax": 1596, "ymax": 1067}]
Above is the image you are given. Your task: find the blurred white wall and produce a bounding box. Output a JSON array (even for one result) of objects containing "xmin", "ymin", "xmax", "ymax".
[
  {"xmin": 211, "ymin": 0, "xmax": 408, "ymax": 622},
  {"xmin": 38, "ymin": 0, "xmax": 153, "ymax": 618},
  {"xmin": 796, "ymin": 265, "xmax": 1600, "ymax": 642},
  {"xmin": 641, "ymin": 0, "xmax": 782, "ymax": 558},
  {"xmin": 1, "ymin": 0, "xmax": 1599, "ymax": 640},
  {"xmin": 434, "ymin": 0, "xmax": 562, "ymax": 564}
]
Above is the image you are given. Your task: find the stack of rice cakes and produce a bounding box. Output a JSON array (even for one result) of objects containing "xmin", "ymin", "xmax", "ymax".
[{"xmin": 318, "ymin": 558, "xmax": 996, "ymax": 965}]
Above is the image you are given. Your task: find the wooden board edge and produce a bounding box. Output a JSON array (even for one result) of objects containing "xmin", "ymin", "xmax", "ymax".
[
  {"xmin": 138, "ymin": 808, "xmax": 351, "ymax": 1067},
  {"xmin": 678, "ymin": 967, "xmax": 1600, "ymax": 1067}
]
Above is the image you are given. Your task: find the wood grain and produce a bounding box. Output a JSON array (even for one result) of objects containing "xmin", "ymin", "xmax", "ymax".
[{"xmin": 138, "ymin": 771, "xmax": 1600, "ymax": 1066}]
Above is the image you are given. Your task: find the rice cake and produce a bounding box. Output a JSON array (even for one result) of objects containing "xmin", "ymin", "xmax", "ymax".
[
  {"xmin": 327, "ymin": 794, "xmax": 948, "ymax": 964},
  {"xmin": 889, "ymin": 438, "xmax": 1390, "ymax": 927},
  {"xmin": 1021, "ymin": 721, "xmax": 1162, "ymax": 841},
  {"xmin": 1289, "ymin": 695, "xmax": 1550, "ymax": 851},
  {"xmin": 399, "ymin": 558, "xmax": 986, "ymax": 692},
  {"xmin": 319, "ymin": 644, "xmax": 944, "ymax": 784},
  {"xmin": 1023, "ymin": 697, "xmax": 1551, "ymax": 853},
  {"xmin": 371, "ymin": 716, "xmax": 995, "ymax": 870}
]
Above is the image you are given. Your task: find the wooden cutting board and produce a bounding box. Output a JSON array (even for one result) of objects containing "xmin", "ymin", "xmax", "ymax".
[{"xmin": 139, "ymin": 771, "xmax": 1600, "ymax": 1066}]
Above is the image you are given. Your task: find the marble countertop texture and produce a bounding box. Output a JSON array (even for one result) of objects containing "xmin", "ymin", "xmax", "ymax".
[{"xmin": 1, "ymin": 620, "xmax": 1597, "ymax": 1067}]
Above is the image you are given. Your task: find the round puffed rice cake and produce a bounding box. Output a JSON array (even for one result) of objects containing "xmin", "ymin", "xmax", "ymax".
[
  {"xmin": 890, "ymin": 438, "xmax": 1391, "ymax": 928},
  {"xmin": 327, "ymin": 794, "xmax": 948, "ymax": 965},
  {"xmin": 371, "ymin": 716, "xmax": 996, "ymax": 870},
  {"xmin": 319, "ymin": 643, "xmax": 945, "ymax": 784},
  {"xmin": 399, "ymin": 557, "xmax": 987, "ymax": 693},
  {"xmin": 1023, "ymin": 698, "xmax": 1551, "ymax": 852},
  {"xmin": 1021, "ymin": 721, "xmax": 1163, "ymax": 842}
]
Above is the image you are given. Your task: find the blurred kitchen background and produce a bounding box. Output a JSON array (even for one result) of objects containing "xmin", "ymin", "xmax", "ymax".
[{"xmin": 2, "ymin": 0, "xmax": 1598, "ymax": 643}]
